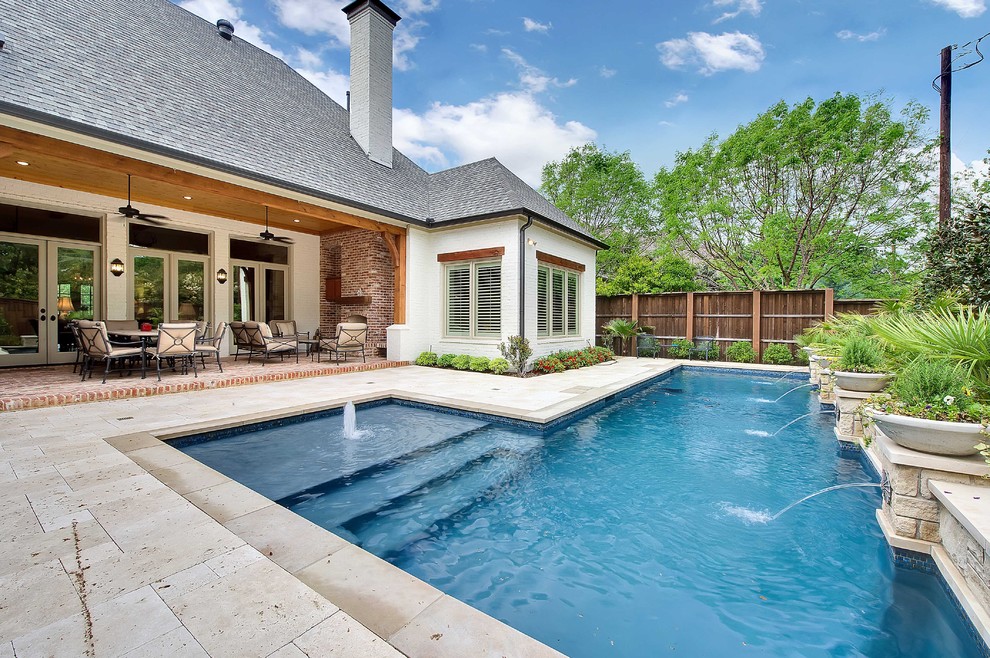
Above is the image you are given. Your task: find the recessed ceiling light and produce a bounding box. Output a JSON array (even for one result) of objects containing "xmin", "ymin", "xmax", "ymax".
[
  {"xmin": 183, "ymin": 195, "xmax": 192, "ymax": 200},
  {"xmin": 293, "ymin": 219, "xmax": 300, "ymax": 223},
  {"xmin": 15, "ymin": 161, "xmax": 29, "ymax": 166}
]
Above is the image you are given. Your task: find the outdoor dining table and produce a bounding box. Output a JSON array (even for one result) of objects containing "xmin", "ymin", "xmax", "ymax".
[{"xmin": 106, "ymin": 328, "xmax": 158, "ymax": 379}]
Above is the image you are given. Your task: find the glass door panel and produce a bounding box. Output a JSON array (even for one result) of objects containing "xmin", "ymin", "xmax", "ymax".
[
  {"xmin": 265, "ymin": 269, "xmax": 287, "ymax": 321},
  {"xmin": 52, "ymin": 245, "xmax": 97, "ymax": 361},
  {"xmin": 232, "ymin": 265, "xmax": 256, "ymax": 322},
  {"xmin": 133, "ymin": 255, "xmax": 165, "ymax": 326},
  {"xmin": 0, "ymin": 239, "xmax": 42, "ymax": 364},
  {"xmin": 177, "ymin": 259, "xmax": 206, "ymax": 321}
]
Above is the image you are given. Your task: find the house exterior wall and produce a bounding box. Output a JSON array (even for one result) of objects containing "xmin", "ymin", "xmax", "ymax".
[
  {"xmin": 392, "ymin": 217, "xmax": 598, "ymax": 364},
  {"xmin": 0, "ymin": 176, "xmax": 320, "ymax": 356},
  {"xmin": 319, "ymin": 228, "xmax": 394, "ymax": 349}
]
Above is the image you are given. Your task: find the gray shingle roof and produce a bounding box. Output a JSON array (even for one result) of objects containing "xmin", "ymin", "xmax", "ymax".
[{"xmin": 0, "ymin": 0, "xmax": 601, "ymax": 246}]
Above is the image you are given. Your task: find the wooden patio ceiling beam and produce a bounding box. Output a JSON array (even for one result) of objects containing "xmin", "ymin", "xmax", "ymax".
[{"xmin": 0, "ymin": 127, "xmax": 407, "ymax": 236}]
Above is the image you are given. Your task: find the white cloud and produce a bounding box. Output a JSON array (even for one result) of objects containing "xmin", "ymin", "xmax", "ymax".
[
  {"xmin": 836, "ymin": 28, "xmax": 886, "ymax": 42},
  {"xmin": 522, "ymin": 17, "xmax": 551, "ymax": 33},
  {"xmin": 470, "ymin": 43, "xmax": 488, "ymax": 53},
  {"xmin": 664, "ymin": 92, "xmax": 689, "ymax": 108},
  {"xmin": 712, "ymin": 0, "xmax": 762, "ymax": 23},
  {"xmin": 598, "ymin": 66, "xmax": 617, "ymax": 78},
  {"xmin": 179, "ymin": 0, "xmax": 284, "ymax": 56},
  {"xmin": 400, "ymin": 0, "xmax": 440, "ymax": 14},
  {"xmin": 928, "ymin": 0, "xmax": 986, "ymax": 17},
  {"xmin": 394, "ymin": 93, "xmax": 596, "ymax": 185},
  {"xmin": 658, "ymin": 31, "xmax": 765, "ymax": 75},
  {"xmin": 503, "ymin": 49, "xmax": 576, "ymax": 92},
  {"xmin": 658, "ymin": 120, "xmax": 675, "ymax": 127},
  {"xmin": 952, "ymin": 153, "xmax": 990, "ymax": 177},
  {"xmin": 296, "ymin": 67, "xmax": 350, "ymax": 104},
  {"xmin": 272, "ymin": 0, "xmax": 350, "ymax": 44}
]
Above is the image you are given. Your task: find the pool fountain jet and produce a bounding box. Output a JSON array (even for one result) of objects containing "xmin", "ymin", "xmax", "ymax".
[
  {"xmin": 769, "ymin": 410, "xmax": 834, "ymax": 436},
  {"xmin": 342, "ymin": 401, "xmax": 368, "ymax": 440},
  {"xmin": 770, "ymin": 483, "xmax": 882, "ymax": 520},
  {"xmin": 723, "ymin": 482, "xmax": 883, "ymax": 524},
  {"xmin": 771, "ymin": 382, "xmax": 816, "ymax": 403}
]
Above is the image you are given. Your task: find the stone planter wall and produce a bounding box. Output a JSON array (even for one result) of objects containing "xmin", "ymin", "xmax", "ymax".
[{"xmin": 834, "ymin": 386, "xmax": 874, "ymax": 441}]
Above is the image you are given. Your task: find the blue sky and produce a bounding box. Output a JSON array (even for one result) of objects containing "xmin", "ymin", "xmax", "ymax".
[{"xmin": 176, "ymin": 0, "xmax": 989, "ymax": 186}]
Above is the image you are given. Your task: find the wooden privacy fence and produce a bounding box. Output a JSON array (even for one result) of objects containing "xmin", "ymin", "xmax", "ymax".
[{"xmin": 596, "ymin": 289, "xmax": 882, "ymax": 359}]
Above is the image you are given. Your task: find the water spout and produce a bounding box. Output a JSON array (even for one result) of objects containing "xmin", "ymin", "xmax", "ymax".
[
  {"xmin": 770, "ymin": 410, "xmax": 833, "ymax": 436},
  {"xmin": 771, "ymin": 483, "xmax": 882, "ymax": 520},
  {"xmin": 342, "ymin": 401, "xmax": 367, "ymax": 439},
  {"xmin": 772, "ymin": 383, "xmax": 816, "ymax": 403}
]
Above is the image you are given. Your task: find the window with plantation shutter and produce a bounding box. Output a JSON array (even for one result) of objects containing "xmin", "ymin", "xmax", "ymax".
[
  {"xmin": 445, "ymin": 265, "xmax": 471, "ymax": 336},
  {"xmin": 475, "ymin": 264, "xmax": 501, "ymax": 336},
  {"xmin": 551, "ymin": 269, "xmax": 565, "ymax": 335},
  {"xmin": 443, "ymin": 260, "xmax": 502, "ymax": 338},
  {"xmin": 537, "ymin": 266, "xmax": 549, "ymax": 337},
  {"xmin": 537, "ymin": 263, "xmax": 580, "ymax": 339},
  {"xmin": 566, "ymin": 273, "xmax": 578, "ymax": 335}
]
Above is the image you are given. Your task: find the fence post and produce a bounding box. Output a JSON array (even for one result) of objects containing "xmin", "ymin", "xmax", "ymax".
[
  {"xmin": 685, "ymin": 292, "xmax": 695, "ymax": 342},
  {"xmin": 752, "ymin": 289, "xmax": 761, "ymax": 358},
  {"xmin": 631, "ymin": 293, "xmax": 639, "ymax": 356},
  {"xmin": 824, "ymin": 288, "xmax": 834, "ymax": 320}
]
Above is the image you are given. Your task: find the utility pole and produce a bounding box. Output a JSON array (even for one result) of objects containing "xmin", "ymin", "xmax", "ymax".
[{"xmin": 938, "ymin": 45, "xmax": 952, "ymax": 227}]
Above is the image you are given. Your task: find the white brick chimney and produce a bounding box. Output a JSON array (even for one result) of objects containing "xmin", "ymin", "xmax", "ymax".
[{"xmin": 343, "ymin": 0, "xmax": 401, "ymax": 168}]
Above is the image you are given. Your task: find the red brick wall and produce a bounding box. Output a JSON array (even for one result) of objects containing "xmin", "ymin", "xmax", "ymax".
[{"xmin": 320, "ymin": 229, "xmax": 395, "ymax": 349}]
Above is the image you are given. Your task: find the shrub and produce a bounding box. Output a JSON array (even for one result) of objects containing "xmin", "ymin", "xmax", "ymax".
[
  {"xmin": 499, "ymin": 335, "xmax": 533, "ymax": 376},
  {"xmin": 532, "ymin": 356, "xmax": 565, "ymax": 374},
  {"xmin": 870, "ymin": 359, "xmax": 985, "ymax": 424},
  {"xmin": 451, "ymin": 355, "xmax": 471, "ymax": 370},
  {"xmin": 837, "ymin": 336, "xmax": 885, "ymax": 373},
  {"xmin": 489, "ymin": 357, "xmax": 510, "ymax": 375},
  {"xmin": 437, "ymin": 353, "xmax": 457, "ymax": 368},
  {"xmin": 762, "ymin": 344, "xmax": 793, "ymax": 365},
  {"xmin": 726, "ymin": 341, "xmax": 756, "ymax": 363},
  {"xmin": 668, "ymin": 339, "xmax": 693, "ymax": 359},
  {"xmin": 795, "ymin": 349, "xmax": 810, "ymax": 366},
  {"xmin": 469, "ymin": 356, "xmax": 490, "ymax": 372},
  {"xmin": 415, "ymin": 351, "xmax": 438, "ymax": 367},
  {"xmin": 588, "ymin": 345, "xmax": 615, "ymax": 362}
]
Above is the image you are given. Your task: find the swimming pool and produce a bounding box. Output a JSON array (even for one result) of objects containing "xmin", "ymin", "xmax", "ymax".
[{"xmin": 178, "ymin": 369, "xmax": 982, "ymax": 657}]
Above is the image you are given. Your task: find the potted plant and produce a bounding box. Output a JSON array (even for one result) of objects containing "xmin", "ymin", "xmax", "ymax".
[
  {"xmin": 832, "ymin": 335, "xmax": 892, "ymax": 392},
  {"xmin": 864, "ymin": 359, "xmax": 988, "ymax": 457}
]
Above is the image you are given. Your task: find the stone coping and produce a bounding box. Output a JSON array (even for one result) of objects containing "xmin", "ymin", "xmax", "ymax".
[
  {"xmin": 874, "ymin": 430, "xmax": 990, "ymax": 478},
  {"xmin": 934, "ymin": 546, "xmax": 990, "ymax": 650},
  {"xmin": 930, "ymin": 480, "xmax": 990, "ymax": 554},
  {"xmin": 876, "ymin": 509, "xmax": 936, "ymax": 554}
]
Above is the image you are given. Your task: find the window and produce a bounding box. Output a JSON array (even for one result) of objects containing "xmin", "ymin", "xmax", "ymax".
[
  {"xmin": 537, "ymin": 265, "xmax": 580, "ymax": 337},
  {"xmin": 445, "ymin": 261, "xmax": 501, "ymax": 338}
]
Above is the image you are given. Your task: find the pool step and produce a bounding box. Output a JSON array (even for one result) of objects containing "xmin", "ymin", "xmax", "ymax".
[
  {"xmin": 287, "ymin": 426, "xmax": 536, "ymax": 530},
  {"xmin": 345, "ymin": 441, "xmax": 540, "ymax": 557}
]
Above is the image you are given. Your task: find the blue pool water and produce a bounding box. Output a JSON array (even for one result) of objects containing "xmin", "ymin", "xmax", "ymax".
[{"xmin": 179, "ymin": 370, "xmax": 982, "ymax": 657}]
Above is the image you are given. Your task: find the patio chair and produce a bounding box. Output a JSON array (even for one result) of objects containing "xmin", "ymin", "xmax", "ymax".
[
  {"xmin": 76, "ymin": 320, "xmax": 145, "ymax": 383},
  {"xmin": 229, "ymin": 321, "xmax": 252, "ymax": 360},
  {"xmin": 149, "ymin": 322, "xmax": 200, "ymax": 380},
  {"xmin": 69, "ymin": 321, "xmax": 84, "ymax": 374},
  {"xmin": 195, "ymin": 321, "xmax": 227, "ymax": 372},
  {"xmin": 689, "ymin": 338, "xmax": 716, "ymax": 361},
  {"xmin": 244, "ymin": 321, "xmax": 298, "ymax": 364},
  {"xmin": 103, "ymin": 319, "xmax": 139, "ymax": 333},
  {"xmin": 636, "ymin": 334, "xmax": 661, "ymax": 358},
  {"xmin": 271, "ymin": 320, "xmax": 310, "ymax": 341},
  {"xmin": 318, "ymin": 322, "xmax": 368, "ymax": 364}
]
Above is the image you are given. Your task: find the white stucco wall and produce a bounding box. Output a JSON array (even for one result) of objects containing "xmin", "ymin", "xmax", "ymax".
[
  {"xmin": 392, "ymin": 216, "xmax": 598, "ymax": 363},
  {"xmin": 0, "ymin": 177, "xmax": 320, "ymax": 355}
]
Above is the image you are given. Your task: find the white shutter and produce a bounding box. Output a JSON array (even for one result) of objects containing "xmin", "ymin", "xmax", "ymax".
[
  {"xmin": 537, "ymin": 266, "xmax": 549, "ymax": 337},
  {"xmin": 475, "ymin": 263, "xmax": 501, "ymax": 337},
  {"xmin": 551, "ymin": 269, "xmax": 565, "ymax": 336},
  {"xmin": 566, "ymin": 273, "xmax": 579, "ymax": 335},
  {"xmin": 446, "ymin": 266, "xmax": 471, "ymax": 336}
]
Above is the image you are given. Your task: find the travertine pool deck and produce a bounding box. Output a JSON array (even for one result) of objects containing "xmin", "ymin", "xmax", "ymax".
[{"xmin": 0, "ymin": 358, "xmax": 801, "ymax": 657}]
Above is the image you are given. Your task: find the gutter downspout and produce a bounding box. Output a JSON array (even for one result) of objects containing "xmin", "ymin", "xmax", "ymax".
[{"xmin": 519, "ymin": 216, "xmax": 534, "ymax": 338}]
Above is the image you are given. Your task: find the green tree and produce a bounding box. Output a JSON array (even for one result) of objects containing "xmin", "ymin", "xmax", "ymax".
[
  {"xmin": 541, "ymin": 144, "xmax": 654, "ymax": 283},
  {"xmin": 596, "ymin": 251, "xmax": 702, "ymax": 296},
  {"xmin": 655, "ymin": 93, "xmax": 935, "ymax": 293}
]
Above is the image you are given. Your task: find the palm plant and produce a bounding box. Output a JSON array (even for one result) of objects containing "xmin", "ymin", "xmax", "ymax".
[
  {"xmin": 602, "ymin": 318, "xmax": 639, "ymax": 356},
  {"xmin": 869, "ymin": 306, "xmax": 990, "ymax": 393}
]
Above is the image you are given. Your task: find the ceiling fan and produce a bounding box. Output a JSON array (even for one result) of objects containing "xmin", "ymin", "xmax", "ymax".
[
  {"xmin": 259, "ymin": 207, "xmax": 293, "ymax": 243},
  {"xmin": 116, "ymin": 174, "xmax": 169, "ymax": 225}
]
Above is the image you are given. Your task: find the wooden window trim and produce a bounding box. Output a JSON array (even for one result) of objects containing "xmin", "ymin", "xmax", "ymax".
[
  {"xmin": 536, "ymin": 250, "xmax": 585, "ymax": 273},
  {"xmin": 437, "ymin": 247, "xmax": 505, "ymax": 263}
]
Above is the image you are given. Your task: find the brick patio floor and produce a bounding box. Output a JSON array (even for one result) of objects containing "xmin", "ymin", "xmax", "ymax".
[{"xmin": 0, "ymin": 354, "xmax": 405, "ymax": 412}]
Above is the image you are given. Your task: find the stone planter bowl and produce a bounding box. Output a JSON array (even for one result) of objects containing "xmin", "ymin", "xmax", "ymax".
[
  {"xmin": 833, "ymin": 371, "xmax": 892, "ymax": 393},
  {"xmin": 868, "ymin": 409, "xmax": 986, "ymax": 457}
]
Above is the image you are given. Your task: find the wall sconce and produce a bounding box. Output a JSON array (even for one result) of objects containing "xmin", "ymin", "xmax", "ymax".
[
  {"xmin": 110, "ymin": 258, "xmax": 125, "ymax": 277},
  {"xmin": 527, "ymin": 238, "xmax": 537, "ymax": 246},
  {"xmin": 216, "ymin": 268, "xmax": 228, "ymax": 284}
]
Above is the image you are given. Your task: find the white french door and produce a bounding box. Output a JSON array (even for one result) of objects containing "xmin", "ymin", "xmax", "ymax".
[
  {"xmin": 230, "ymin": 260, "xmax": 289, "ymax": 323},
  {"xmin": 0, "ymin": 236, "xmax": 100, "ymax": 366}
]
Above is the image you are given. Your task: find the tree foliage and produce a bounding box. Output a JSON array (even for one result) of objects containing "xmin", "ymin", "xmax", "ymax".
[
  {"xmin": 541, "ymin": 144, "xmax": 656, "ymax": 283},
  {"xmin": 596, "ymin": 251, "xmax": 703, "ymax": 296},
  {"xmin": 655, "ymin": 93, "xmax": 935, "ymax": 293}
]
